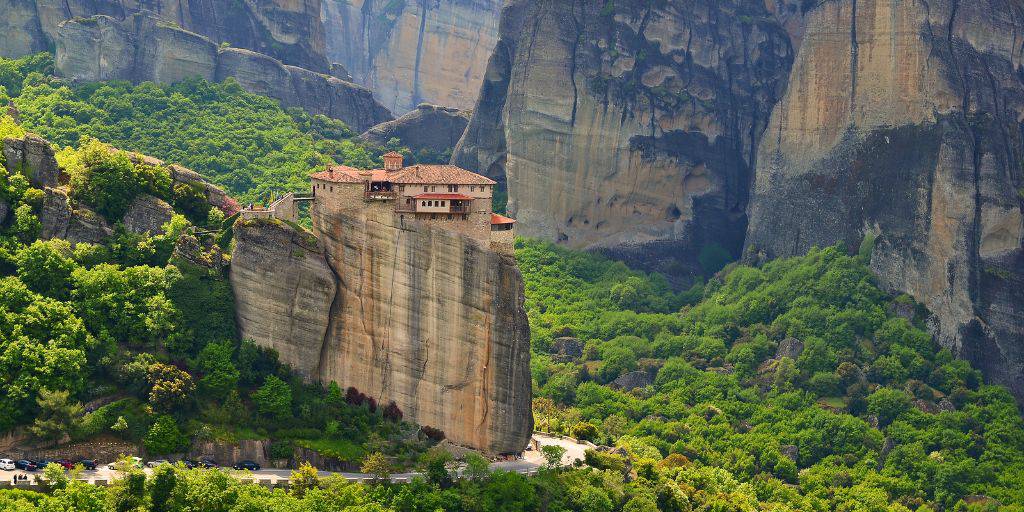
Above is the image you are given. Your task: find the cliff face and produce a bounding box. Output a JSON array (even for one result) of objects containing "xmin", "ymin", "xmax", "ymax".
[
  {"xmin": 322, "ymin": 0, "xmax": 502, "ymax": 113},
  {"xmin": 231, "ymin": 208, "xmax": 533, "ymax": 454},
  {"xmin": 746, "ymin": 0, "xmax": 1024, "ymax": 400},
  {"xmin": 360, "ymin": 103, "xmax": 470, "ymax": 154},
  {"xmin": 55, "ymin": 15, "xmax": 392, "ymax": 132},
  {"xmin": 454, "ymin": 0, "xmax": 794, "ymax": 278},
  {"xmin": 230, "ymin": 219, "xmax": 337, "ymax": 382},
  {"xmin": 0, "ymin": 0, "xmax": 328, "ymax": 72}
]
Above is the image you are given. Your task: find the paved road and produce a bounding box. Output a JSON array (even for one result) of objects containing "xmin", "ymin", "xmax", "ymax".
[{"xmin": 1, "ymin": 434, "xmax": 591, "ymax": 486}]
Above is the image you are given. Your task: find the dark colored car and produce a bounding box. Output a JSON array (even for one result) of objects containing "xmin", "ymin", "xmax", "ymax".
[
  {"xmin": 33, "ymin": 459, "xmax": 55, "ymax": 469},
  {"xmin": 232, "ymin": 460, "xmax": 260, "ymax": 471},
  {"xmin": 14, "ymin": 460, "xmax": 37, "ymax": 471},
  {"xmin": 78, "ymin": 459, "xmax": 97, "ymax": 470},
  {"xmin": 180, "ymin": 459, "xmax": 199, "ymax": 469},
  {"xmin": 199, "ymin": 459, "xmax": 219, "ymax": 469}
]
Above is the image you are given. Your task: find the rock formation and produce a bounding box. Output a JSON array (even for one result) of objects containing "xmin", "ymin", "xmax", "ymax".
[
  {"xmin": 322, "ymin": 0, "xmax": 502, "ymax": 113},
  {"xmin": 39, "ymin": 187, "xmax": 113, "ymax": 245},
  {"xmin": 230, "ymin": 218, "xmax": 337, "ymax": 383},
  {"xmin": 746, "ymin": 0, "xmax": 1024, "ymax": 400},
  {"xmin": 454, "ymin": 0, "xmax": 794, "ymax": 278},
  {"xmin": 361, "ymin": 104, "xmax": 470, "ymax": 154},
  {"xmin": 3, "ymin": 133, "xmax": 64, "ymax": 188},
  {"xmin": 55, "ymin": 15, "xmax": 392, "ymax": 132},
  {"xmin": 0, "ymin": 0, "xmax": 329, "ymax": 72},
  {"xmin": 230, "ymin": 207, "xmax": 533, "ymax": 454},
  {"xmin": 122, "ymin": 194, "xmax": 174, "ymax": 235}
]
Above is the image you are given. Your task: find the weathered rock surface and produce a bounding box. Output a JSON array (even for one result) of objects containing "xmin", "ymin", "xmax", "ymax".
[
  {"xmin": 550, "ymin": 336, "xmax": 584, "ymax": 363},
  {"xmin": 610, "ymin": 371, "xmax": 653, "ymax": 391},
  {"xmin": 454, "ymin": 0, "xmax": 794, "ymax": 279},
  {"xmin": 361, "ymin": 104, "xmax": 470, "ymax": 154},
  {"xmin": 56, "ymin": 15, "xmax": 392, "ymax": 132},
  {"xmin": 312, "ymin": 207, "xmax": 533, "ymax": 454},
  {"xmin": 230, "ymin": 218, "xmax": 336, "ymax": 383},
  {"xmin": 122, "ymin": 194, "xmax": 174, "ymax": 235},
  {"xmin": 0, "ymin": 200, "xmax": 9, "ymax": 226},
  {"xmin": 746, "ymin": 0, "xmax": 1024, "ymax": 401},
  {"xmin": 322, "ymin": 0, "xmax": 503, "ymax": 113},
  {"xmin": 3, "ymin": 133, "xmax": 64, "ymax": 188},
  {"xmin": 232, "ymin": 206, "xmax": 533, "ymax": 454},
  {"xmin": 0, "ymin": 0, "xmax": 328, "ymax": 72},
  {"xmin": 40, "ymin": 187, "xmax": 113, "ymax": 245}
]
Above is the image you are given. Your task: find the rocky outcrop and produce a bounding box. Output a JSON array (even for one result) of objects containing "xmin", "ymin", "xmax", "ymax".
[
  {"xmin": 230, "ymin": 218, "xmax": 336, "ymax": 382},
  {"xmin": 312, "ymin": 207, "xmax": 533, "ymax": 455},
  {"xmin": 3, "ymin": 133, "xmax": 64, "ymax": 188},
  {"xmin": 454, "ymin": 0, "xmax": 794, "ymax": 279},
  {"xmin": 231, "ymin": 207, "xmax": 533, "ymax": 454},
  {"xmin": 122, "ymin": 194, "xmax": 174, "ymax": 235},
  {"xmin": 0, "ymin": 0, "xmax": 328, "ymax": 72},
  {"xmin": 322, "ymin": 0, "xmax": 502, "ymax": 113},
  {"xmin": 56, "ymin": 15, "xmax": 392, "ymax": 132},
  {"xmin": 746, "ymin": 0, "xmax": 1024, "ymax": 401},
  {"xmin": 40, "ymin": 187, "xmax": 113, "ymax": 245},
  {"xmin": 361, "ymin": 104, "xmax": 471, "ymax": 154}
]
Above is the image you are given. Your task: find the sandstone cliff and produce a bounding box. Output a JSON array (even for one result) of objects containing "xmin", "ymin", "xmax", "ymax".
[
  {"xmin": 0, "ymin": 0, "xmax": 328, "ymax": 72},
  {"xmin": 746, "ymin": 0, "xmax": 1024, "ymax": 400},
  {"xmin": 230, "ymin": 218, "xmax": 337, "ymax": 383},
  {"xmin": 55, "ymin": 14, "xmax": 392, "ymax": 132},
  {"xmin": 322, "ymin": 0, "xmax": 502, "ymax": 113},
  {"xmin": 454, "ymin": 0, "xmax": 794, "ymax": 278},
  {"xmin": 230, "ymin": 209, "xmax": 533, "ymax": 454},
  {"xmin": 361, "ymin": 103, "xmax": 470, "ymax": 154}
]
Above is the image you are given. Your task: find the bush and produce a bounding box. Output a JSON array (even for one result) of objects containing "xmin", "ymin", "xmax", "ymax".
[{"xmin": 143, "ymin": 416, "xmax": 187, "ymax": 455}]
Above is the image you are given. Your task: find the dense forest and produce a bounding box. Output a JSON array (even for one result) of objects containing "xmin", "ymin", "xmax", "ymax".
[{"xmin": 1, "ymin": 52, "xmax": 1023, "ymax": 511}]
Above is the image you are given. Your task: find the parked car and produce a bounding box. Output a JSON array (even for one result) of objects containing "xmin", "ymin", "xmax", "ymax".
[
  {"xmin": 180, "ymin": 459, "xmax": 198, "ymax": 469},
  {"xmin": 55, "ymin": 459, "xmax": 74, "ymax": 470},
  {"xmin": 78, "ymin": 459, "xmax": 97, "ymax": 470},
  {"xmin": 199, "ymin": 458, "xmax": 219, "ymax": 469},
  {"xmin": 146, "ymin": 460, "xmax": 170, "ymax": 468},
  {"xmin": 0, "ymin": 459, "xmax": 14, "ymax": 471},
  {"xmin": 33, "ymin": 459, "xmax": 55, "ymax": 468},
  {"xmin": 232, "ymin": 460, "xmax": 260, "ymax": 471},
  {"xmin": 14, "ymin": 460, "xmax": 37, "ymax": 471}
]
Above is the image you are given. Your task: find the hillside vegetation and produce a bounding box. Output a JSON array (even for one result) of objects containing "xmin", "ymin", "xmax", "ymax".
[{"xmin": 0, "ymin": 53, "xmax": 440, "ymax": 204}]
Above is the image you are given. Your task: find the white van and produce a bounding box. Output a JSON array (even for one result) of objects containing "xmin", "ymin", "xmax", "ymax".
[{"xmin": 0, "ymin": 459, "xmax": 15, "ymax": 470}]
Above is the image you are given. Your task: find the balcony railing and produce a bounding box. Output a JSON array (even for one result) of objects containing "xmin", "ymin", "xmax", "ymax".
[{"xmin": 365, "ymin": 190, "xmax": 396, "ymax": 200}]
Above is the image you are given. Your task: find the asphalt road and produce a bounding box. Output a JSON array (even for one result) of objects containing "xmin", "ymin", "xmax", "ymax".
[{"xmin": 1, "ymin": 434, "xmax": 591, "ymax": 485}]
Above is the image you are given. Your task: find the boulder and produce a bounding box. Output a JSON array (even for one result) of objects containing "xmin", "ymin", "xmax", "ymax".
[
  {"xmin": 779, "ymin": 445, "xmax": 798, "ymax": 462},
  {"xmin": 610, "ymin": 371, "xmax": 653, "ymax": 391},
  {"xmin": 3, "ymin": 134, "xmax": 64, "ymax": 188},
  {"xmin": 551, "ymin": 337, "xmax": 584, "ymax": 362},
  {"xmin": 122, "ymin": 194, "xmax": 174, "ymax": 235},
  {"xmin": 361, "ymin": 104, "xmax": 471, "ymax": 154},
  {"xmin": 39, "ymin": 187, "xmax": 73, "ymax": 241},
  {"xmin": 775, "ymin": 338, "xmax": 804, "ymax": 360}
]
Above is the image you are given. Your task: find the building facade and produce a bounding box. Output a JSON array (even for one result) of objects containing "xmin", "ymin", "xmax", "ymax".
[{"xmin": 309, "ymin": 153, "xmax": 515, "ymax": 253}]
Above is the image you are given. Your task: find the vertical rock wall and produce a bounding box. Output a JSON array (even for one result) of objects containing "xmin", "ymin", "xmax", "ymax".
[
  {"xmin": 231, "ymin": 207, "xmax": 533, "ymax": 454},
  {"xmin": 454, "ymin": 0, "xmax": 794, "ymax": 279},
  {"xmin": 746, "ymin": 0, "xmax": 1024, "ymax": 400},
  {"xmin": 321, "ymin": 0, "xmax": 502, "ymax": 114},
  {"xmin": 0, "ymin": 0, "xmax": 329, "ymax": 72}
]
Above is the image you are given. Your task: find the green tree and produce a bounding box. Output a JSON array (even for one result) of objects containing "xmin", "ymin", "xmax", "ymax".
[
  {"xmin": 251, "ymin": 375, "xmax": 292, "ymax": 421},
  {"xmin": 289, "ymin": 462, "xmax": 321, "ymax": 498},
  {"xmin": 143, "ymin": 415, "xmax": 187, "ymax": 455},
  {"xmin": 418, "ymin": 447, "xmax": 454, "ymax": 487},
  {"xmin": 360, "ymin": 452, "xmax": 392, "ymax": 482},
  {"xmin": 541, "ymin": 445, "xmax": 567, "ymax": 469},
  {"xmin": 867, "ymin": 387, "xmax": 912, "ymax": 426},
  {"xmin": 194, "ymin": 341, "xmax": 240, "ymax": 400},
  {"xmin": 15, "ymin": 239, "xmax": 77, "ymax": 298},
  {"xmin": 146, "ymin": 364, "xmax": 194, "ymax": 413},
  {"xmin": 29, "ymin": 388, "xmax": 84, "ymax": 441}
]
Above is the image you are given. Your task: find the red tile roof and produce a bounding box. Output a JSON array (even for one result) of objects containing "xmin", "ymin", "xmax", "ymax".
[
  {"xmin": 390, "ymin": 165, "xmax": 497, "ymax": 185},
  {"xmin": 491, "ymin": 213, "xmax": 517, "ymax": 225},
  {"xmin": 415, "ymin": 193, "xmax": 474, "ymax": 200},
  {"xmin": 312, "ymin": 164, "xmax": 496, "ymax": 186},
  {"xmin": 382, "ymin": 151, "xmax": 404, "ymax": 158}
]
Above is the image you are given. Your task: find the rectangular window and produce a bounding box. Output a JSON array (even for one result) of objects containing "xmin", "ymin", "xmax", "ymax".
[
  {"xmin": 470, "ymin": 186, "xmax": 475, "ymax": 192},
  {"xmin": 440, "ymin": 201, "xmax": 445, "ymax": 207},
  {"xmin": 424, "ymin": 186, "xmax": 428, "ymax": 192}
]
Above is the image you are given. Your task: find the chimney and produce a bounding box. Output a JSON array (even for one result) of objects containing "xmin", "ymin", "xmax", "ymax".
[{"xmin": 383, "ymin": 151, "xmax": 404, "ymax": 171}]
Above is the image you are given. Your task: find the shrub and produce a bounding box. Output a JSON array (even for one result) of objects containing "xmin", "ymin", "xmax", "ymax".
[{"xmin": 143, "ymin": 415, "xmax": 187, "ymax": 455}]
